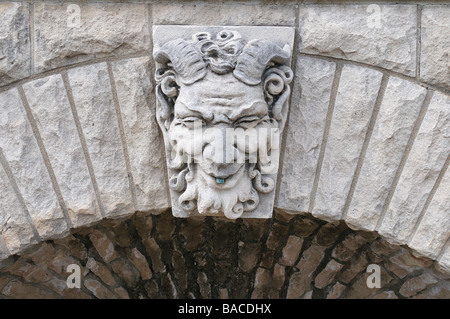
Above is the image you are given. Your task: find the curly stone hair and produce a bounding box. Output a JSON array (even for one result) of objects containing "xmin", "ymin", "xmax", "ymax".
[{"xmin": 154, "ymin": 30, "xmax": 293, "ymax": 124}]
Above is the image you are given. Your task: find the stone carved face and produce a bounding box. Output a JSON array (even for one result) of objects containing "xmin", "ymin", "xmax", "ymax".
[{"xmin": 154, "ymin": 30, "xmax": 293, "ymax": 219}]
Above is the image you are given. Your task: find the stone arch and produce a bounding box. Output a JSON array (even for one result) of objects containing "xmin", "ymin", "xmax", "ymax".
[
  {"xmin": 0, "ymin": 1, "xmax": 449, "ymax": 277},
  {"xmin": 0, "ymin": 55, "xmax": 448, "ymax": 274}
]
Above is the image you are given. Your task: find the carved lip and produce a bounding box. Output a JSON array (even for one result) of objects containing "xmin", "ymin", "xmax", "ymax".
[{"xmin": 200, "ymin": 164, "xmax": 245, "ymax": 189}]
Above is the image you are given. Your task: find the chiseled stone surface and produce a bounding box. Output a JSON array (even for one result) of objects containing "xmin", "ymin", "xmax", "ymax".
[
  {"xmin": 277, "ymin": 56, "xmax": 336, "ymax": 212},
  {"xmin": 23, "ymin": 75, "xmax": 102, "ymax": 228},
  {"xmin": 410, "ymin": 167, "xmax": 449, "ymax": 259},
  {"xmin": 313, "ymin": 64, "xmax": 383, "ymax": 221},
  {"xmin": 67, "ymin": 62, "xmax": 133, "ymax": 218},
  {"xmin": 379, "ymin": 91, "xmax": 450, "ymax": 244},
  {"xmin": 33, "ymin": 3, "xmax": 150, "ymax": 72},
  {"xmin": 0, "ymin": 89, "xmax": 67, "ymax": 239},
  {"xmin": 0, "ymin": 3, "xmax": 30, "ymax": 86},
  {"xmin": 439, "ymin": 245, "xmax": 450, "ymax": 273},
  {"xmin": 0, "ymin": 164, "xmax": 35, "ymax": 255},
  {"xmin": 111, "ymin": 57, "xmax": 169, "ymax": 211},
  {"xmin": 299, "ymin": 4, "xmax": 417, "ymax": 76},
  {"xmin": 153, "ymin": 3, "xmax": 296, "ymax": 26},
  {"xmin": 420, "ymin": 6, "xmax": 450, "ymax": 91},
  {"xmin": 346, "ymin": 77, "xmax": 427, "ymax": 230}
]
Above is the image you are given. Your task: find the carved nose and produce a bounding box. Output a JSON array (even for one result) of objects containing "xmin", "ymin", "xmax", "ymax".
[{"xmin": 203, "ymin": 125, "xmax": 237, "ymax": 164}]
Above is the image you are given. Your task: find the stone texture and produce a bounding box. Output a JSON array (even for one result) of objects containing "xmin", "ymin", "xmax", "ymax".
[
  {"xmin": 23, "ymin": 75, "xmax": 101, "ymax": 228},
  {"xmin": 181, "ymin": 217, "xmax": 205, "ymax": 252},
  {"xmin": 313, "ymin": 221, "xmax": 347, "ymax": 247},
  {"xmin": 172, "ymin": 250, "xmax": 187, "ymax": 291},
  {"xmin": 110, "ymin": 258, "xmax": 140, "ymax": 288},
  {"xmin": 0, "ymin": 160, "xmax": 35, "ymax": 255},
  {"xmin": 291, "ymin": 217, "xmax": 320, "ymax": 237},
  {"xmin": 332, "ymin": 234, "xmax": 370, "ymax": 262},
  {"xmin": 239, "ymin": 242, "xmax": 261, "ymax": 272},
  {"xmin": 287, "ymin": 245, "xmax": 326, "ymax": 298},
  {"xmin": 197, "ymin": 272, "xmax": 211, "ymax": 298},
  {"xmin": 414, "ymin": 284, "xmax": 450, "ymax": 299},
  {"xmin": 299, "ymin": 5, "xmax": 417, "ymax": 76},
  {"xmin": 2, "ymin": 279, "xmax": 59, "ymax": 299},
  {"xmin": 89, "ymin": 229, "xmax": 119, "ymax": 263},
  {"xmin": 279, "ymin": 235, "xmax": 303, "ymax": 267},
  {"xmin": 266, "ymin": 223, "xmax": 289, "ymax": 251},
  {"xmin": 0, "ymin": 89, "xmax": 67, "ymax": 239},
  {"xmin": 111, "ymin": 57, "xmax": 169, "ymax": 212},
  {"xmin": 0, "ymin": 3, "xmax": 30, "ymax": 86},
  {"xmin": 439, "ymin": 245, "xmax": 450, "ymax": 274},
  {"xmin": 410, "ymin": 167, "xmax": 450, "ymax": 259},
  {"xmin": 379, "ymin": 91, "xmax": 450, "ymax": 244},
  {"xmin": 345, "ymin": 267, "xmax": 394, "ymax": 299},
  {"xmin": 315, "ymin": 259, "xmax": 343, "ymax": 289},
  {"xmin": 371, "ymin": 290, "xmax": 398, "ymax": 299},
  {"xmin": 84, "ymin": 276, "xmax": 116, "ymax": 299},
  {"xmin": 313, "ymin": 65, "xmax": 383, "ymax": 221},
  {"xmin": 44, "ymin": 278, "xmax": 91, "ymax": 299},
  {"xmin": 143, "ymin": 237, "xmax": 165, "ymax": 273},
  {"xmin": 85, "ymin": 257, "xmax": 116, "ymax": 287},
  {"xmin": 1, "ymin": 209, "xmax": 450, "ymax": 299},
  {"xmin": 346, "ymin": 77, "xmax": 427, "ymax": 230},
  {"xmin": 278, "ymin": 57, "xmax": 336, "ymax": 212},
  {"xmin": 399, "ymin": 273, "xmax": 438, "ymax": 298},
  {"xmin": 420, "ymin": 6, "xmax": 450, "ymax": 91},
  {"xmin": 251, "ymin": 267, "xmax": 272, "ymax": 298},
  {"xmin": 386, "ymin": 250, "xmax": 433, "ymax": 279},
  {"xmin": 153, "ymin": 3, "xmax": 296, "ymax": 26},
  {"xmin": 338, "ymin": 251, "xmax": 370, "ymax": 284},
  {"xmin": 67, "ymin": 63, "xmax": 133, "ymax": 218},
  {"xmin": 326, "ymin": 282, "xmax": 346, "ymax": 299},
  {"xmin": 127, "ymin": 247, "xmax": 152, "ymax": 280},
  {"xmin": 53, "ymin": 235, "xmax": 87, "ymax": 260},
  {"xmin": 33, "ymin": 3, "xmax": 150, "ymax": 72}
]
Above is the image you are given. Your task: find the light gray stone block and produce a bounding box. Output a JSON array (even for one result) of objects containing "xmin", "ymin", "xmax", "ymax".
[
  {"xmin": 0, "ymin": 3, "xmax": 30, "ymax": 86},
  {"xmin": 0, "ymin": 89, "xmax": 67, "ymax": 238},
  {"xmin": 346, "ymin": 77, "xmax": 427, "ymax": 231},
  {"xmin": 299, "ymin": 4, "xmax": 417, "ymax": 76},
  {"xmin": 379, "ymin": 91, "xmax": 450, "ymax": 244},
  {"xmin": 277, "ymin": 56, "xmax": 336, "ymax": 212},
  {"xmin": 111, "ymin": 57, "xmax": 170, "ymax": 212},
  {"xmin": 67, "ymin": 63, "xmax": 133, "ymax": 218},
  {"xmin": 0, "ymin": 163, "xmax": 36, "ymax": 255},
  {"xmin": 34, "ymin": 3, "xmax": 150, "ymax": 72},
  {"xmin": 313, "ymin": 64, "xmax": 383, "ymax": 221},
  {"xmin": 23, "ymin": 75, "xmax": 102, "ymax": 228},
  {"xmin": 420, "ymin": 6, "xmax": 450, "ymax": 91},
  {"xmin": 439, "ymin": 244, "xmax": 450, "ymax": 274},
  {"xmin": 153, "ymin": 3, "xmax": 296, "ymax": 26},
  {"xmin": 410, "ymin": 166, "xmax": 449, "ymax": 259}
]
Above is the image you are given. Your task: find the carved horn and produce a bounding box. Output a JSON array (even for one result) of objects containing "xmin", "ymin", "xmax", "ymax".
[
  {"xmin": 154, "ymin": 38, "xmax": 207, "ymax": 85},
  {"xmin": 233, "ymin": 40, "xmax": 291, "ymax": 85}
]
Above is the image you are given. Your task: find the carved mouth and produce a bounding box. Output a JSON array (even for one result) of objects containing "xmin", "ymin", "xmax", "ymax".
[{"xmin": 200, "ymin": 165, "xmax": 245, "ymax": 189}]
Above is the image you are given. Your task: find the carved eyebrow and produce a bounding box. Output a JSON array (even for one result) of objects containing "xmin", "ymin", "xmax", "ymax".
[
  {"xmin": 175, "ymin": 100, "xmax": 213, "ymax": 121},
  {"xmin": 229, "ymin": 101, "xmax": 268, "ymax": 121}
]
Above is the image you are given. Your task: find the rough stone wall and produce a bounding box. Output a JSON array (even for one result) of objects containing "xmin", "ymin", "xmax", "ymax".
[
  {"xmin": 0, "ymin": 0, "xmax": 449, "ymax": 297},
  {"xmin": 0, "ymin": 209, "xmax": 448, "ymax": 299}
]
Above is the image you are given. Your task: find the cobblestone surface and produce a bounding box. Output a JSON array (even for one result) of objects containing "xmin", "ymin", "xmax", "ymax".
[{"xmin": 0, "ymin": 209, "xmax": 448, "ymax": 299}]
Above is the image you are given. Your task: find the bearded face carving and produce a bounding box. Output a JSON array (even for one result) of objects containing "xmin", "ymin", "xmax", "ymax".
[{"xmin": 154, "ymin": 29, "xmax": 293, "ymax": 219}]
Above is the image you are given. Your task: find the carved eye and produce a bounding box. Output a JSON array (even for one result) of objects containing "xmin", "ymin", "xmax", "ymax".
[
  {"xmin": 235, "ymin": 116, "xmax": 261, "ymax": 129},
  {"xmin": 180, "ymin": 117, "xmax": 205, "ymax": 129}
]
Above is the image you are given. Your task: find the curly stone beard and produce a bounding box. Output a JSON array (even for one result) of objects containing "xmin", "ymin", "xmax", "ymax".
[{"xmin": 170, "ymin": 163, "xmax": 274, "ymax": 219}]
